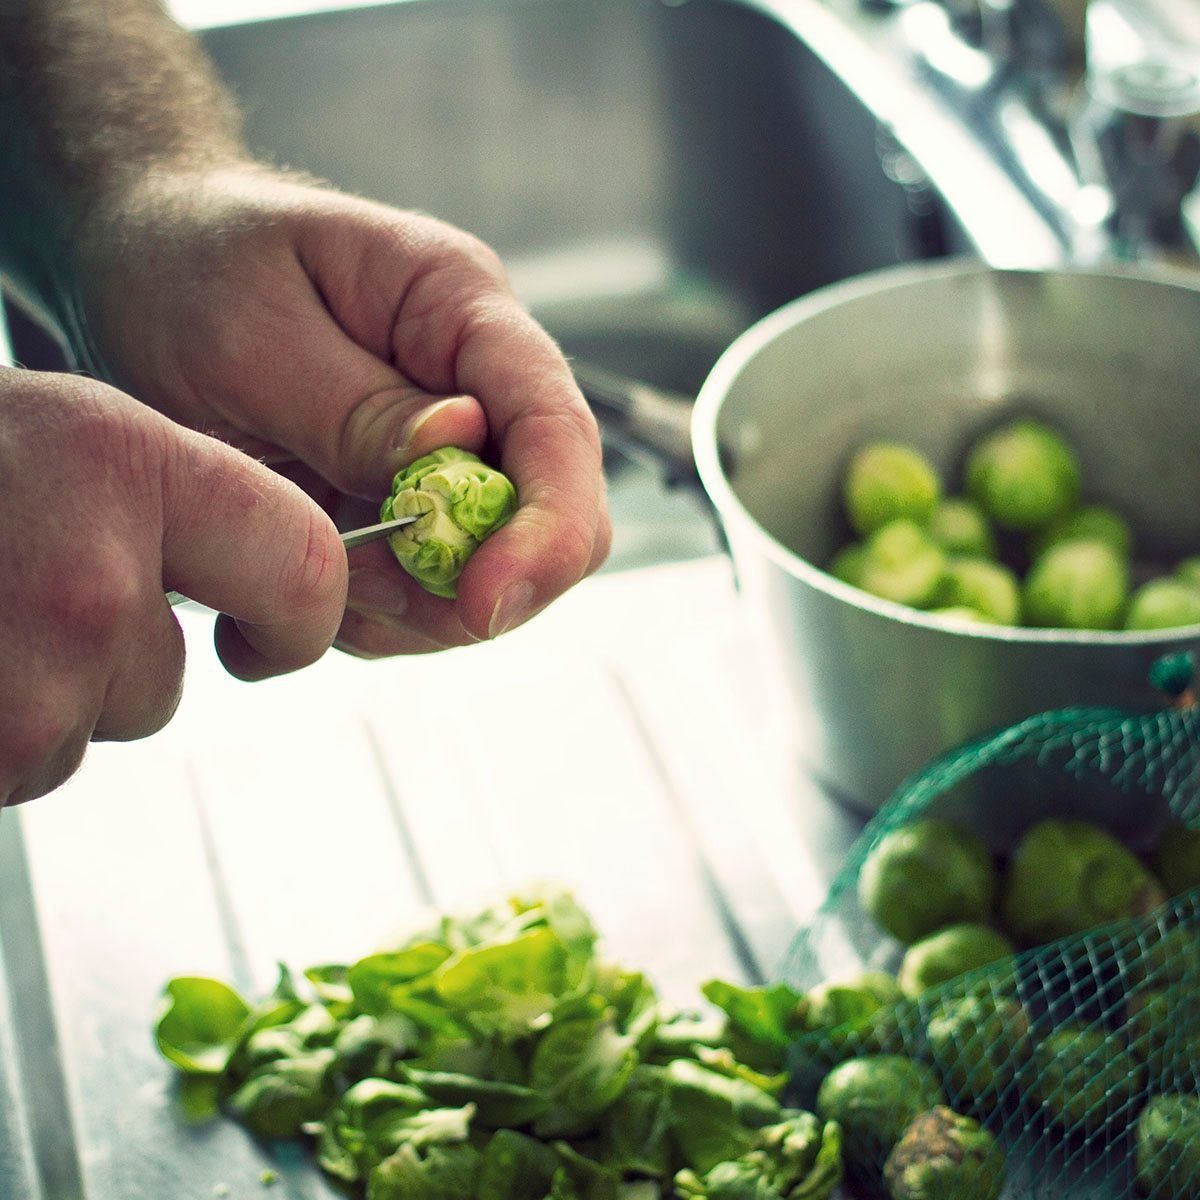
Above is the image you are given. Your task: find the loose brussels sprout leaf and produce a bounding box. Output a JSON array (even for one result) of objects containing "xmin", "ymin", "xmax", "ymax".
[
  {"xmin": 401, "ymin": 1067, "xmax": 551, "ymax": 1128},
  {"xmin": 312, "ymin": 1078, "xmax": 431, "ymax": 1182},
  {"xmin": 1028, "ymin": 1025, "xmax": 1143, "ymax": 1135},
  {"xmin": 367, "ymin": 1140, "xmax": 482, "ymax": 1200},
  {"xmin": 858, "ymin": 819, "xmax": 996, "ymax": 945},
  {"xmin": 1001, "ymin": 819, "xmax": 1166, "ymax": 946},
  {"xmin": 701, "ymin": 980, "xmax": 806, "ymax": 1072},
  {"xmin": 965, "ymin": 420, "xmax": 1080, "ymax": 532},
  {"xmin": 843, "ymin": 443, "xmax": 941, "ymax": 536},
  {"xmin": 335, "ymin": 1012, "xmax": 420, "ymax": 1082},
  {"xmin": 305, "ymin": 964, "xmax": 354, "ymax": 1013},
  {"xmin": 1136, "ymin": 1094, "xmax": 1200, "ymax": 1199},
  {"xmin": 529, "ymin": 1015, "xmax": 639, "ymax": 1136},
  {"xmin": 883, "ymin": 1106, "xmax": 1004, "ymax": 1200},
  {"xmin": 815, "ymin": 1055, "xmax": 945, "ymax": 1177},
  {"xmin": 550, "ymin": 1141, "xmax": 624, "ymax": 1200},
  {"xmin": 348, "ymin": 945, "xmax": 452, "ymax": 1015},
  {"xmin": 1022, "ymin": 539, "xmax": 1128, "ymax": 631},
  {"xmin": 154, "ymin": 976, "xmax": 251, "ymax": 1075},
  {"xmin": 652, "ymin": 1059, "xmax": 783, "ymax": 1175},
  {"xmin": 227, "ymin": 1049, "xmax": 337, "ymax": 1139},
  {"xmin": 477, "ymin": 1129, "xmax": 561, "ymax": 1200},
  {"xmin": 435, "ymin": 927, "xmax": 572, "ymax": 1033},
  {"xmin": 859, "ymin": 519, "xmax": 948, "ymax": 609},
  {"xmin": 897, "ymin": 925, "xmax": 1015, "ymax": 997},
  {"xmin": 381, "ymin": 447, "xmax": 518, "ymax": 598},
  {"xmin": 1125, "ymin": 578, "xmax": 1200, "ymax": 631},
  {"xmin": 692, "ymin": 1046, "xmax": 788, "ymax": 1098},
  {"xmin": 598, "ymin": 1068, "xmax": 674, "ymax": 1177},
  {"xmin": 927, "ymin": 499, "xmax": 996, "ymax": 559}
]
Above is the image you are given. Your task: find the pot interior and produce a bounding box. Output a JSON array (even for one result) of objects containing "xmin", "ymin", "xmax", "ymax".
[{"xmin": 713, "ymin": 264, "xmax": 1200, "ymax": 575}]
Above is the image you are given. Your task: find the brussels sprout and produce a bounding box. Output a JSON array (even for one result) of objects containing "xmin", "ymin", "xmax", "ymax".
[
  {"xmin": 926, "ymin": 993, "xmax": 1030, "ymax": 1112},
  {"xmin": 1156, "ymin": 824, "xmax": 1200, "ymax": 897},
  {"xmin": 227, "ymin": 1049, "xmax": 337, "ymax": 1139},
  {"xmin": 859, "ymin": 820, "xmax": 997, "ymax": 945},
  {"xmin": 1001, "ymin": 819, "xmax": 1167, "ymax": 946},
  {"xmin": 673, "ymin": 1112, "xmax": 843, "ymax": 1200},
  {"xmin": 844, "ymin": 444, "xmax": 941, "ymax": 537},
  {"xmin": 883, "ymin": 1106, "xmax": 1005, "ymax": 1200},
  {"xmin": 935, "ymin": 559, "xmax": 1020, "ymax": 626},
  {"xmin": 815, "ymin": 1056, "xmax": 945, "ymax": 1175},
  {"xmin": 1176, "ymin": 557, "xmax": 1200, "ymax": 592},
  {"xmin": 965, "ymin": 420, "xmax": 1081, "ymax": 532},
  {"xmin": 1028, "ymin": 1025, "xmax": 1143, "ymax": 1135},
  {"xmin": 859, "ymin": 520, "xmax": 948, "ymax": 609},
  {"xmin": 1125, "ymin": 580, "xmax": 1200, "ymax": 632},
  {"xmin": 381, "ymin": 447, "xmax": 518, "ymax": 598},
  {"xmin": 829, "ymin": 544, "xmax": 867, "ymax": 588},
  {"xmin": 1022, "ymin": 539, "xmax": 1129, "ymax": 630},
  {"xmin": 1136, "ymin": 1094, "xmax": 1200, "ymax": 1199},
  {"xmin": 1031, "ymin": 504, "xmax": 1133, "ymax": 562},
  {"xmin": 804, "ymin": 973, "xmax": 907, "ymax": 1063},
  {"xmin": 897, "ymin": 926, "xmax": 1015, "ymax": 998},
  {"xmin": 1126, "ymin": 990, "xmax": 1200, "ymax": 1092},
  {"xmin": 927, "ymin": 499, "xmax": 996, "ymax": 560}
]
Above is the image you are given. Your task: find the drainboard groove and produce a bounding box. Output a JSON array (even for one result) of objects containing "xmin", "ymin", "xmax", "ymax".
[{"xmin": 0, "ymin": 811, "xmax": 87, "ymax": 1200}]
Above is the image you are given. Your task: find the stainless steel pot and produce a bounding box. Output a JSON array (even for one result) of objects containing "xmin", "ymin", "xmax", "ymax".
[{"xmin": 686, "ymin": 258, "xmax": 1200, "ymax": 815}]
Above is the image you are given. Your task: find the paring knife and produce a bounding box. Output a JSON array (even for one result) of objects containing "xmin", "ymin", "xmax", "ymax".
[{"xmin": 165, "ymin": 513, "xmax": 419, "ymax": 608}]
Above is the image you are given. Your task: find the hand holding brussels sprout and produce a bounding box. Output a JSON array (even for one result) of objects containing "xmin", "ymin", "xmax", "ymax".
[{"xmin": 381, "ymin": 448, "xmax": 518, "ymax": 599}]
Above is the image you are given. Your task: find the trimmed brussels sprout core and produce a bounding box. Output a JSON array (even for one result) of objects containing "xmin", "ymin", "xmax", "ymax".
[
  {"xmin": 936, "ymin": 558, "xmax": 1020, "ymax": 626},
  {"xmin": 859, "ymin": 520, "xmax": 948, "ymax": 608},
  {"xmin": 816, "ymin": 1056, "xmax": 945, "ymax": 1175},
  {"xmin": 1156, "ymin": 823, "xmax": 1200, "ymax": 897},
  {"xmin": 859, "ymin": 820, "xmax": 997, "ymax": 945},
  {"xmin": 1022, "ymin": 539, "xmax": 1129, "ymax": 630},
  {"xmin": 1002, "ymin": 819, "xmax": 1167, "ymax": 946},
  {"xmin": 897, "ymin": 925, "xmax": 1015, "ymax": 997},
  {"xmin": 1136, "ymin": 1094, "xmax": 1200, "ymax": 1199},
  {"xmin": 927, "ymin": 499, "xmax": 996, "ymax": 559},
  {"xmin": 844, "ymin": 443, "xmax": 941, "ymax": 536},
  {"xmin": 1125, "ymin": 579, "xmax": 1200, "ymax": 632},
  {"xmin": 1029, "ymin": 1025, "xmax": 1143, "ymax": 1135},
  {"xmin": 381, "ymin": 448, "xmax": 518, "ymax": 598},
  {"xmin": 926, "ymin": 994, "xmax": 1030, "ymax": 1113},
  {"xmin": 883, "ymin": 1106, "xmax": 1005, "ymax": 1200},
  {"xmin": 965, "ymin": 420, "xmax": 1081, "ymax": 532},
  {"xmin": 1031, "ymin": 504, "xmax": 1133, "ymax": 562}
]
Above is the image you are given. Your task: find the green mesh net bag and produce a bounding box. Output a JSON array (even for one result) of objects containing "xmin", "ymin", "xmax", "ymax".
[{"xmin": 775, "ymin": 652, "xmax": 1200, "ymax": 1200}]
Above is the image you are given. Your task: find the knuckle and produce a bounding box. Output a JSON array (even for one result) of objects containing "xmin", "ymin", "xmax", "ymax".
[
  {"xmin": 47, "ymin": 551, "xmax": 141, "ymax": 659},
  {"xmin": 2, "ymin": 703, "xmax": 77, "ymax": 782}
]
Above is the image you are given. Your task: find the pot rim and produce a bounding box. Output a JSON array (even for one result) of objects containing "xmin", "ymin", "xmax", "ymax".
[{"xmin": 691, "ymin": 257, "xmax": 1200, "ymax": 648}]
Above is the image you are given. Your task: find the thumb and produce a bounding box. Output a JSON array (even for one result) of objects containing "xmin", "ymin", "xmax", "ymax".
[
  {"xmin": 160, "ymin": 425, "xmax": 349, "ymax": 680},
  {"xmin": 235, "ymin": 283, "xmax": 489, "ymax": 497}
]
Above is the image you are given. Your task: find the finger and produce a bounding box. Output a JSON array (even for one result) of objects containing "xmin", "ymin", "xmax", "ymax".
[
  {"xmin": 447, "ymin": 300, "xmax": 607, "ymax": 640},
  {"xmin": 334, "ymin": 609, "xmax": 460, "ymax": 659},
  {"xmin": 92, "ymin": 598, "xmax": 187, "ymax": 741},
  {"xmin": 160, "ymin": 428, "xmax": 349, "ymax": 681},
  {"xmin": 0, "ymin": 689, "xmax": 92, "ymax": 808}
]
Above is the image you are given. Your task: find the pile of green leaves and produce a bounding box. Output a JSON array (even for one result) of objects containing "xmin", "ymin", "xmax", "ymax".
[{"xmin": 155, "ymin": 887, "xmax": 841, "ymax": 1200}]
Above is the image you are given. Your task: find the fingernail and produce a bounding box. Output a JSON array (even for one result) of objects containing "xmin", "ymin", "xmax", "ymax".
[
  {"xmin": 348, "ymin": 568, "xmax": 409, "ymax": 616},
  {"xmin": 396, "ymin": 397, "xmax": 469, "ymax": 460},
  {"xmin": 489, "ymin": 581, "xmax": 536, "ymax": 639}
]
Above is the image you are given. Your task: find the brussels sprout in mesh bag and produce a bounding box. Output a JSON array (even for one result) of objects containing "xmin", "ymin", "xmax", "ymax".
[
  {"xmin": 381, "ymin": 447, "xmax": 518, "ymax": 598},
  {"xmin": 1027, "ymin": 1025, "xmax": 1144, "ymax": 1136},
  {"xmin": 1136, "ymin": 1094, "xmax": 1200, "ymax": 1200},
  {"xmin": 815, "ymin": 1055, "xmax": 945, "ymax": 1177},
  {"xmin": 883, "ymin": 1106, "xmax": 1005, "ymax": 1200},
  {"xmin": 925, "ymin": 992, "xmax": 1030, "ymax": 1113},
  {"xmin": 897, "ymin": 925, "xmax": 1015, "ymax": 998},
  {"xmin": 858, "ymin": 820, "xmax": 997, "ymax": 945},
  {"xmin": 1156, "ymin": 824, "xmax": 1200, "ymax": 897}
]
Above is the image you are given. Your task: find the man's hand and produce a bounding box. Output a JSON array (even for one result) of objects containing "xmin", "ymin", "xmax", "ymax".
[
  {"xmin": 0, "ymin": 368, "xmax": 347, "ymax": 806},
  {"xmin": 74, "ymin": 167, "xmax": 612, "ymax": 656}
]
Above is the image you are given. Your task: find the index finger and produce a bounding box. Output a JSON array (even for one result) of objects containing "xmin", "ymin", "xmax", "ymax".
[
  {"xmin": 448, "ymin": 293, "xmax": 608, "ymax": 640},
  {"xmin": 161, "ymin": 427, "xmax": 349, "ymax": 680}
]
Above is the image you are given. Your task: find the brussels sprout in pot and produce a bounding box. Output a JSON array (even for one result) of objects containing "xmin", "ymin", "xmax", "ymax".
[{"xmin": 685, "ymin": 259, "xmax": 1200, "ymax": 816}]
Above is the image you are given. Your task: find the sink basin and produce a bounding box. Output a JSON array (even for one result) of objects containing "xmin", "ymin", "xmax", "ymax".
[{"xmin": 5, "ymin": 0, "xmax": 964, "ymax": 568}]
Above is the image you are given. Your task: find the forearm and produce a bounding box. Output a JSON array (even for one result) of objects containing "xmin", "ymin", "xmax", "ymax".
[{"xmin": 0, "ymin": 0, "xmax": 247, "ymax": 329}]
